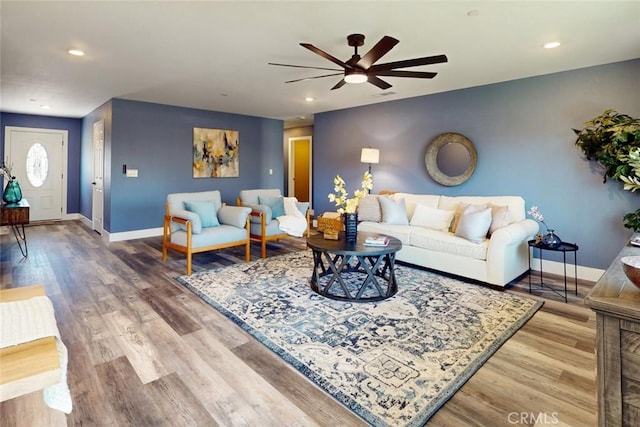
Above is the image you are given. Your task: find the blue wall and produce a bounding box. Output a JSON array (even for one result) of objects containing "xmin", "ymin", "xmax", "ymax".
[
  {"xmin": 314, "ymin": 59, "xmax": 640, "ymax": 270},
  {"xmin": 0, "ymin": 112, "xmax": 82, "ymax": 214},
  {"xmin": 81, "ymin": 99, "xmax": 284, "ymax": 233}
]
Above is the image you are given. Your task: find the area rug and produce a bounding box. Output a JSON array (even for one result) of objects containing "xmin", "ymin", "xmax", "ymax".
[{"xmin": 176, "ymin": 251, "xmax": 542, "ymax": 426}]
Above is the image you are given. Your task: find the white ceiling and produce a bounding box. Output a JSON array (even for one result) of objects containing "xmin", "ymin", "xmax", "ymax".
[{"xmin": 2, "ymin": 1, "xmax": 639, "ymax": 128}]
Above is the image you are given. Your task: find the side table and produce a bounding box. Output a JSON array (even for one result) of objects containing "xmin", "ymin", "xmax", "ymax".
[
  {"xmin": 1, "ymin": 199, "xmax": 30, "ymax": 257},
  {"xmin": 528, "ymin": 240, "xmax": 578, "ymax": 303}
]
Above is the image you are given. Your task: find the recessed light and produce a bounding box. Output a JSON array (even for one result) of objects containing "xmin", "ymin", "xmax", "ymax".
[
  {"xmin": 40, "ymin": 105, "xmax": 51, "ymax": 109},
  {"xmin": 543, "ymin": 41, "xmax": 561, "ymax": 49},
  {"xmin": 305, "ymin": 97, "xmax": 314, "ymax": 102},
  {"xmin": 68, "ymin": 49, "xmax": 85, "ymax": 56}
]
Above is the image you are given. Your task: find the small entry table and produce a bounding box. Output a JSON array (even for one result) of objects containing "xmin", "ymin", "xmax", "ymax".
[
  {"xmin": 1, "ymin": 199, "xmax": 29, "ymax": 257},
  {"xmin": 528, "ymin": 239, "xmax": 579, "ymax": 303},
  {"xmin": 306, "ymin": 232, "xmax": 402, "ymax": 302}
]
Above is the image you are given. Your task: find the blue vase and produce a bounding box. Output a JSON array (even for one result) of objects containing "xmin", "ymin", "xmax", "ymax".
[
  {"xmin": 542, "ymin": 229, "xmax": 562, "ymax": 247},
  {"xmin": 3, "ymin": 179, "xmax": 22, "ymax": 204},
  {"xmin": 343, "ymin": 212, "xmax": 358, "ymax": 243}
]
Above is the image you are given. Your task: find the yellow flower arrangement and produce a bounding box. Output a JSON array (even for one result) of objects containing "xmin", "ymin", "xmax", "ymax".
[{"xmin": 328, "ymin": 171, "xmax": 373, "ymax": 214}]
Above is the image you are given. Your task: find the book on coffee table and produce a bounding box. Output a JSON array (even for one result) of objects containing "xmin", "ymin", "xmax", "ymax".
[
  {"xmin": 364, "ymin": 236, "xmax": 389, "ymax": 246},
  {"xmin": 631, "ymin": 236, "xmax": 640, "ymax": 247}
]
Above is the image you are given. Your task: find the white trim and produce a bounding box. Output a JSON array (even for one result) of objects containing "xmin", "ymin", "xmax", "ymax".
[
  {"xmin": 108, "ymin": 227, "xmax": 163, "ymax": 243},
  {"xmin": 4, "ymin": 126, "xmax": 68, "ymax": 220},
  {"xmin": 529, "ymin": 257, "xmax": 604, "ymax": 283}
]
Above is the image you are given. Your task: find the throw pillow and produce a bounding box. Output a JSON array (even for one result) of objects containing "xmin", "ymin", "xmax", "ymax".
[
  {"xmin": 259, "ymin": 195, "xmax": 285, "ymax": 219},
  {"xmin": 450, "ymin": 203, "xmax": 487, "ymax": 234},
  {"xmin": 357, "ymin": 195, "xmax": 382, "ymax": 222},
  {"xmin": 184, "ymin": 200, "xmax": 220, "ymax": 228},
  {"xmin": 488, "ymin": 204, "xmax": 510, "ymax": 236},
  {"xmin": 379, "ymin": 197, "xmax": 409, "ymax": 225},
  {"xmin": 218, "ymin": 206, "xmax": 251, "ymax": 228},
  {"xmin": 455, "ymin": 206, "xmax": 492, "ymax": 243},
  {"xmin": 173, "ymin": 209, "xmax": 202, "ymax": 234},
  {"xmin": 410, "ymin": 204, "xmax": 455, "ymax": 232}
]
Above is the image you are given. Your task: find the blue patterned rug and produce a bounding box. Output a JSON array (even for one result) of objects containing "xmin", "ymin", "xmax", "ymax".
[{"xmin": 177, "ymin": 250, "xmax": 542, "ymax": 426}]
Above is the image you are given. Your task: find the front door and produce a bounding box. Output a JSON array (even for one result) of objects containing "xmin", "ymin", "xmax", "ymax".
[{"xmin": 4, "ymin": 127, "xmax": 67, "ymax": 221}]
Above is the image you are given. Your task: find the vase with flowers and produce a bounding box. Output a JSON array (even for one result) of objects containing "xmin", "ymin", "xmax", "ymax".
[
  {"xmin": 328, "ymin": 171, "xmax": 373, "ymax": 243},
  {"xmin": 527, "ymin": 205, "xmax": 562, "ymax": 247},
  {"xmin": 1, "ymin": 161, "xmax": 22, "ymax": 204}
]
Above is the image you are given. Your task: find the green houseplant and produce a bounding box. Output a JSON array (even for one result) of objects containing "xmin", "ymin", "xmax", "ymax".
[{"xmin": 573, "ymin": 109, "xmax": 640, "ymax": 231}]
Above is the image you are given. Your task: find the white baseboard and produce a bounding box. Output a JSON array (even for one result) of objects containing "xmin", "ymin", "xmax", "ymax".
[
  {"xmin": 108, "ymin": 227, "xmax": 163, "ymax": 242},
  {"xmin": 529, "ymin": 257, "xmax": 604, "ymax": 283}
]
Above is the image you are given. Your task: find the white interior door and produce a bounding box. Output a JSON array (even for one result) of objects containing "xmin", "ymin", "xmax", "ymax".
[
  {"xmin": 92, "ymin": 120, "xmax": 104, "ymax": 234},
  {"xmin": 5, "ymin": 127, "xmax": 67, "ymax": 221}
]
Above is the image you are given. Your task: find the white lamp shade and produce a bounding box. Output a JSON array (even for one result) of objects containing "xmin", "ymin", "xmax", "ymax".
[{"xmin": 360, "ymin": 148, "xmax": 380, "ymax": 164}]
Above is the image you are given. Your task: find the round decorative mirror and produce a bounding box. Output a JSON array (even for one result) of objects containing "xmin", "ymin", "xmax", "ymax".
[{"xmin": 425, "ymin": 132, "xmax": 477, "ymax": 186}]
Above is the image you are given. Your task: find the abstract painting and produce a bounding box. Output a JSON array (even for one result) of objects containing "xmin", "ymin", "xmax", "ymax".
[{"xmin": 193, "ymin": 127, "xmax": 239, "ymax": 178}]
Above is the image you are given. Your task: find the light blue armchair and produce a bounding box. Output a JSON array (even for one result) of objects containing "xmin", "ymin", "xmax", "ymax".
[
  {"xmin": 163, "ymin": 190, "xmax": 252, "ymax": 275},
  {"xmin": 237, "ymin": 189, "xmax": 310, "ymax": 258}
]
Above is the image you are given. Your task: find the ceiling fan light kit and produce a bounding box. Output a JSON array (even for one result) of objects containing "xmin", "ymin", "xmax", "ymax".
[
  {"xmin": 344, "ymin": 70, "xmax": 368, "ymax": 84},
  {"xmin": 270, "ymin": 33, "xmax": 447, "ymax": 90}
]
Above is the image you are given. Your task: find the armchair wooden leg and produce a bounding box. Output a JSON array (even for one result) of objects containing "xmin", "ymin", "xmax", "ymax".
[
  {"xmin": 186, "ymin": 252, "xmax": 192, "ymax": 275},
  {"xmin": 245, "ymin": 240, "xmax": 250, "ymax": 262},
  {"xmin": 162, "ymin": 246, "xmax": 167, "ymax": 262},
  {"xmin": 261, "ymin": 239, "xmax": 266, "ymax": 258}
]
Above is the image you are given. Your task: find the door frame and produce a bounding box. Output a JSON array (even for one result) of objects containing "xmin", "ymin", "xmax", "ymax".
[
  {"xmin": 4, "ymin": 126, "xmax": 68, "ymax": 220},
  {"xmin": 288, "ymin": 136, "xmax": 312, "ymax": 206}
]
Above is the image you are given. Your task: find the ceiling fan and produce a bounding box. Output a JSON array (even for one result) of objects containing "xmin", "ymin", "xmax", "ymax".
[{"xmin": 269, "ymin": 33, "xmax": 448, "ymax": 90}]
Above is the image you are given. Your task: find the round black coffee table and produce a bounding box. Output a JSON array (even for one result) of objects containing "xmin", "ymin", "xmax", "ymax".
[{"xmin": 306, "ymin": 232, "xmax": 402, "ymax": 302}]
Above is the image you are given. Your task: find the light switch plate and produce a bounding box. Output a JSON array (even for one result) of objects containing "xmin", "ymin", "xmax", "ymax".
[{"xmin": 126, "ymin": 169, "xmax": 138, "ymax": 177}]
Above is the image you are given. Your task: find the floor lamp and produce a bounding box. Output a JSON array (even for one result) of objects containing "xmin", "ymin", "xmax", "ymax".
[{"xmin": 360, "ymin": 148, "xmax": 379, "ymax": 193}]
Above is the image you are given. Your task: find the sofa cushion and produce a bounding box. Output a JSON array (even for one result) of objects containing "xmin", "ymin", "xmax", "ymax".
[
  {"xmin": 409, "ymin": 228, "xmax": 488, "ymax": 260},
  {"xmin": 250, "ymin": 218, "xmax": 286, "ymax": 237},
  {"xmin": 171, "ymin": 224, "xmax": 248, "ymax": 248},
  {"xmin": 393, "ymin": 193, "xmax": 440, "ymax": 219},
  {"xmin": 488, "ymin": 204, "xmax": 510, "ymax": 236},
  {"xmin": 259, "ymin": 195, "xmax": 285, "ymax": 219},
  {"xmin": 357, "ymin": 195, "xmax": 382, "ymax": 222},
  {"xmin": 455, "ymin": 206, "xmax": 492, "ymax": 243},
  {"xmin": 439, "ymin": 195, "xmax": 526, "ymax": 222},
  {"xmin": 358, "ymin": 221, "xmax": 413, "ymax": 245},
  {"xmin": 410, "ymin": 204, "xmax": 455, "ymax": 232},
  {"xmin": 184, "ymin": 200, "xmax": 220, "ymax": 228},
  {"xmin": 379, "ymin": 197, "xmax": 409, "ymax": 225}
]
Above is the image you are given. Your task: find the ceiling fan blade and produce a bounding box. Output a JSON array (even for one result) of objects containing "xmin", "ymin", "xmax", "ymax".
[
  {"xmin": 367, "ymin": 76, "xmax": 392, "ymax": 90},
  {"xmin": 285, "ymin": 73, "xmax": 344, "ymax": 84},
  {"xmin": 374, "ymin": 70, "xmax": 438, "ymax": 79},
  {"xmin": 356, "ymin": 36, "xmax": 399, "ymax": 69},
  {"xmin": 369, "ymin": 54, "xmax": 448, "ymax": 72},
  {"xmin": 268, "ymin": 62, "xmax": 342, "ymax": 72},
  {"xmin": 300, "ymin": 43, "xmax": 352, "ymax": 69},
  {"xmin": 330, "ymin": 79, "xmax": 348, "ymax": 90}
]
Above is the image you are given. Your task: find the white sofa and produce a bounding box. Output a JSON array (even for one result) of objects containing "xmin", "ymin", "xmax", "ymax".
[{"xmin": 357, "ymin": 193, "xmax": 539, "ymax": 287}]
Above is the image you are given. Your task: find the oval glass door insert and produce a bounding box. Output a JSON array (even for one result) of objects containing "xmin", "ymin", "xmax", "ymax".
[{"xmin": 26, "ymin": 142, "xmax": 49, "ymax": 187}]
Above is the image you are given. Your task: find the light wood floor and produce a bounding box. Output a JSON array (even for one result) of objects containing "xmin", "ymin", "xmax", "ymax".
[{"xmin": 0, "ymin": 221, "xmax": 597, "ymax": 426}]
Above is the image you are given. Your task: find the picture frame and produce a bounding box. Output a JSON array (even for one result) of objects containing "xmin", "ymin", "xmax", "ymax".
[{"xmin": 193, "ymin": 127, "xmax": 239, "ymax": 178}]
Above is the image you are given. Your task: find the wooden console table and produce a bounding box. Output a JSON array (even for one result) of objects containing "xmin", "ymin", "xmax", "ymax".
[
  {"xmin": 584, "ymin": 233, "xmax": 640, "ymax": 426},
  {"xmin": 0, "ymin": 199, "xmax": 29, "ymax": 257},
  {"xmin": 0, "ymin": 285, "xmax": 61, "ymax": 402}
]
